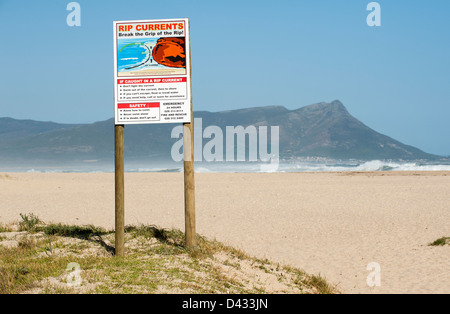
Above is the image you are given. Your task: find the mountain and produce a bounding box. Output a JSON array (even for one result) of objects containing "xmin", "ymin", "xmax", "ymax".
[
  {"xmin": 0, "ymin": 100, "xmax": 443, "ymax": 164},
  {"xmin": 196, "ymin": 100, "xmax": 441, "ymax": 161},
  {"xmin": 0, "ymin": 117, "xmax": 79, "ymax": 141}
]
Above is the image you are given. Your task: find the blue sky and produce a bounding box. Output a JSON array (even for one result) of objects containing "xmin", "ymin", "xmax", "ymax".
[{"xmin": 0, "ymin": 0, "xmax": 449, "ymax": 156}]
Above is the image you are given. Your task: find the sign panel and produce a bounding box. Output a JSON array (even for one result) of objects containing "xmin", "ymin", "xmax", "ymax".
[{"xmin": 113, "ymin": 18, "xmax": 191, "ymax": 124}]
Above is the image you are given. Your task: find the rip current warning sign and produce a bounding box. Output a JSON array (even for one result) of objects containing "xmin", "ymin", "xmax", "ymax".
[{"xmin": 113, "ymin": 18, "xmax": 191, "ymax": 124}]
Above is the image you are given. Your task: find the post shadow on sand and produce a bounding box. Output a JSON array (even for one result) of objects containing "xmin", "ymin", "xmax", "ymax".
[
  {"xmin": 43, "ymin": 224, "xmax": 115, "ymax": 255},
  {"xmin": 42, "ymin": 223, "xmax": 188, "ymax": 256}
]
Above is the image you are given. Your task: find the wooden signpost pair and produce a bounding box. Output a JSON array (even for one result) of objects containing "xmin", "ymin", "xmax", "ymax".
[
  {"xmin": 114, "ymin": 111, "xmax": 195, "ymax": 256},
  {"xmin": 113, "ymin": 18, "xmax": 195, "ymax": 256}
]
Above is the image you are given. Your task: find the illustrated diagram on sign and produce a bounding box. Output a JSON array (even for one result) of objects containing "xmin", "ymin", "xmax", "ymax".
[{"xmin": 118, "ymin": 37, "xmax": 186, "ymax": 77}]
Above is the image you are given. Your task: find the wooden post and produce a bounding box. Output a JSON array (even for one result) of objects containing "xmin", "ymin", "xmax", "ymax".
[
  {"xmin": 183, "ymin": 21, "xmax": 196, "ymax": 248},
  {"xmin": 183, "ymin": 121, "xmax": 195, "ymax": 248},
  {"xmin": 115, "ymin": 124, "xmax": 125, "ymax": 256}
]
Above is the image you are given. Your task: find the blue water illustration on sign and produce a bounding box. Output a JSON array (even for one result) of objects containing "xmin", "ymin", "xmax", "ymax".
[{"xmin": 117, "ymin": 38, "xmax": 165, "ymax": 72}]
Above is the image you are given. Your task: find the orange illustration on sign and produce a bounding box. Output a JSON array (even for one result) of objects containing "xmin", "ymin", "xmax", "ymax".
[{"xmin": 152, "ymin": 37, "xmax": 186, "ymax": 68}]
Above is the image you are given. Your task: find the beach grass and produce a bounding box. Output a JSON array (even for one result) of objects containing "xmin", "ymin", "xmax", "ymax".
[
  {"xmin": 18, "ymin": 213, "xmax": 43, "ymax": 233},
  {"xmin": 0, "ymin": 214, "xmax": 337, "ymax": 294},
  {"xmin": 429, "ymin": 237, "xmax": 450, "ymax": 246},
  {"xmin": 0, "ymin": 223, "xmax": 13, "ymax": 233}
]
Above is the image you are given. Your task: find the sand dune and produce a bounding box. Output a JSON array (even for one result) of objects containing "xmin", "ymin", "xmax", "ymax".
[{"xmin": 1, "ymin": 171, "xmax": 449, "ymax": 294}]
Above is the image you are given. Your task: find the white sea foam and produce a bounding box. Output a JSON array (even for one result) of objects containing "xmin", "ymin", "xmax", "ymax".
[
  {"xmin": 2, "ymin": 160, "xmax": 450, "ymax": 173},
  {"xmin": 256, "ymin": 160, "xmax": 450, "ymax": 173},
  {"xmin": 353, "ymin": 160, "xmax": 450, "ymax": 172}
]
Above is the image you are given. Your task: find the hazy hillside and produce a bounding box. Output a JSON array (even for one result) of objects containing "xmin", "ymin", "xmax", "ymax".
[
  {"xmin": 0, "ymin": 118, "xmax": 79, "ymax": 142},
  {"xmin": 0, "ymin": 100, "xmax": 443, "ymax": 164}
]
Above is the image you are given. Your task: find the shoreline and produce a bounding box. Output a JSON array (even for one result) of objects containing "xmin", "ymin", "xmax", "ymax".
[
  {"xmin": 1, "ymin": 171, "xmax": 449, "ymax": 293},
  {"xmin": 1, "ymin": 170, "xmax": 450, "ymax": 175}
]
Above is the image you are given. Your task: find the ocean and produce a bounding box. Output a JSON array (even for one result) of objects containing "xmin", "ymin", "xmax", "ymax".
[{"xmin": 2, "ymin": 159, "xmax": 450, "ymax": 173}]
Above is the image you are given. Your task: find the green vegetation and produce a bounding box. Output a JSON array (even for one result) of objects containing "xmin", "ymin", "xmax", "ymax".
[
  {"xmin": 18, "ymin": 213, "xmax": 42, "ymax": 233},
  {"xmin": 429, "ymin": 237, "xmax": 450, "ymax": 246},
  {"xmin": 0, "ymin": 223, "xmax": 13, "ymax": 233},
  {"xmin": 0, "ymin": 214, "xmax": 338, "ymax": 294}
]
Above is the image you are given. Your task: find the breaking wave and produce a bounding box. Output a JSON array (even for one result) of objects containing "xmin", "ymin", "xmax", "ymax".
[{"xmin": 2, "ymin": 160, "xmax": 450, "ymax": 173}]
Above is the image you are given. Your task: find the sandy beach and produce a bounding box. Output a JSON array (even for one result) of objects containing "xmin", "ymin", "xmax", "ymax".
[{"xmin": 1, "ymin": 171, "xmax": 449, "ymax": 294}]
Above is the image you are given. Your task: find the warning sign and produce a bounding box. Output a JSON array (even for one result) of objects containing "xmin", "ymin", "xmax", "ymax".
[{"xmin": 113, "ymin": 18, "xmax": 191, "ymax": 124}]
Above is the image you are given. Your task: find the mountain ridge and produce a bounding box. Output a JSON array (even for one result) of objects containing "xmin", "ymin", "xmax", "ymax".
[{"xmin": 0, "ymin": 100, "xmax": 445, "ymax": 163}]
